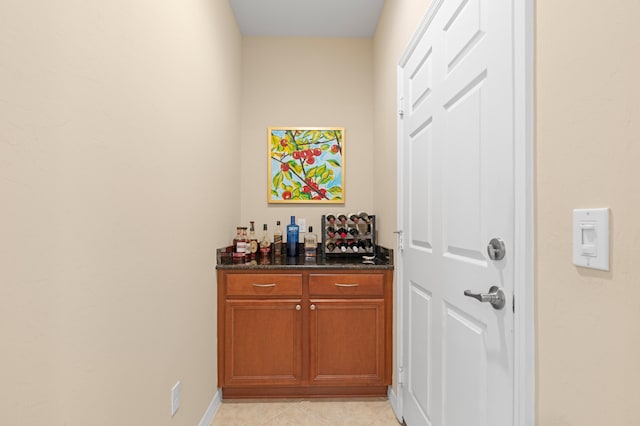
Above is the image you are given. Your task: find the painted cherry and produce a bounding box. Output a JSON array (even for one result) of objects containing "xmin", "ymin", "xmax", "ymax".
[
  {"xmin": 280, "ymin": 139, "xmax": 288, "ymax": 147},
  {"xmin": 331, "ymin": 144, "xmax": 339, "ymax": 153},
  {"xmin": 282, "ymin": 191, "xmax": 292, "ymax": 200},
  {"xmin": 280, "ymin": 163, "xmax": 290, "ymax": 172},
  {"xmin": 307, "ymin": 156, "xmax": 315, "ymax": 165},
  {"xmin": 292, "ymin": 151, "xmax": 300, "ymax": 160},
  {"xmin": 313, "ymin": 148, "xmax": 321, "ymax": 156}
]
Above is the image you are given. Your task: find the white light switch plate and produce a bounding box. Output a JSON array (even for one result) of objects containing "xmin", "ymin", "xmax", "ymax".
[{"xmin": 573, "ymin": 208, "xmax": 609, "ymax": 271}]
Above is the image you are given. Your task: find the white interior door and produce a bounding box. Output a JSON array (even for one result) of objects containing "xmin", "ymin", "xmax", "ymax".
[{"xmin": 398, "ymin": 0, "xmax": 515, "ymax": 425}]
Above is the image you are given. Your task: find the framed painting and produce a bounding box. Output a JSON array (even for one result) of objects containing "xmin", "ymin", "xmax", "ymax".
[{"xmin": 268, "ymin": 127, "xmax": 345, "ymax": 204}]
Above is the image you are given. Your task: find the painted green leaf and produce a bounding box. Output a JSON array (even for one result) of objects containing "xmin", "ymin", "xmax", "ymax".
[
  {"xmin": 284, "ymin": 170, "xmax": 293, "ymax": 181},
  {"xmin": 327, "ymin": 159, "xmax": 341, "ymax": 168},
  {"xmin": 306, "ymin": 167, "xmax": 317, "ymax": 179},
  {"xmin": 271, "ymin": 189, "xmax": 278, "ymax": 197},
  {"xmin": 321, "ymin": 144, "xmax": 329, "ymax": 151},
  {"xmin": 292, "ymin": 188, "xmax": 300, "ymax": 198},
  {"xmin": 300, "ymin": 192, "xmax": 312, "ymax": 200},
  {"xmin": 273, "ymin": 171, "xmax": 283, "ymax": 189},
  {"xmin": 291, "ymin": 162, "xmax": 303, "ymax": 175},
  {"xmin": 328, "ymin": 186, "xmax": 342, "ymax": 195}
]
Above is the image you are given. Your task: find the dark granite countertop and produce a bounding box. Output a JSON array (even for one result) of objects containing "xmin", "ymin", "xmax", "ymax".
[{"xmin": 216, "ymin": 245, "xmax": 394, "ymax": 270}]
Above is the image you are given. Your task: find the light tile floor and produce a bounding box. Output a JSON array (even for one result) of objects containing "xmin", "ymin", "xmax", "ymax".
[{"xmin": 211, "ymin": 398, "xmax": 402, "ymax": 426}]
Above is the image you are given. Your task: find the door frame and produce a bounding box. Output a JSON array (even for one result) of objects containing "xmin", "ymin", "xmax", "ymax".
[{"xmin": 392, "ymin": 0, "xmax": 535, "ymax": 425}]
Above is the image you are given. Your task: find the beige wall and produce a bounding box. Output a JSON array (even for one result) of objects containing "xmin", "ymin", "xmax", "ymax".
[
  {"xmin": 0, "ymin": 1, "xmax": 241, "ymax": 425},
  {"xmin": 239, "ymin": 37, "xmax": 374, "ymax": 235},
  {"xmin": 535, "ymin": 0, "xmax": 640, "ymax": 425}
]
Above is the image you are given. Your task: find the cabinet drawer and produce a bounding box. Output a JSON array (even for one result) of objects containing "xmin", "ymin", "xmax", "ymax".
[
  {"xmin": 309, "ymin": 274, "xmax": 384, "ymax": 297},
  {"xmin": 226, "ymin": 274, "xmax": 302, "ymax": 297}
]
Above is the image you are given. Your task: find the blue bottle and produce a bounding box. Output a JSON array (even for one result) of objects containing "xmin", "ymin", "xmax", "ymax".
[{"xmin": 286, "ymin": 216, "xmax": 299, "ymax": 257}]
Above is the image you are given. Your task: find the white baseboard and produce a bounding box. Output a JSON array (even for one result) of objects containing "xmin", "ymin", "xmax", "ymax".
[
  {"xmin": 388, "ymin": 386, "xmax": 403, "ymax": 423},
  {"xmin": 198, "ymin": 388, "xmax": 222, "ymax": 426}
]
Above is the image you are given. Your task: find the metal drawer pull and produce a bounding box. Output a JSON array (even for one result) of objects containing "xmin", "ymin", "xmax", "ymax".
[
  {"xmin": 252, "ymin": 283, "xmax": 277, "ymax": 287},
  {"xmin": 335, "ymin": 283, "xmax": 359, "ymax": 287}
]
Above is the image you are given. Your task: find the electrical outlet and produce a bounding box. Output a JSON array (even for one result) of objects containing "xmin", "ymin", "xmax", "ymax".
[
  {"xmin": 298, "ymin": 218, "xmax": 306, "ymax": 233},
  {"xmin": 171, "ymin": 381, "xmax": 181, "ymax": 417}
]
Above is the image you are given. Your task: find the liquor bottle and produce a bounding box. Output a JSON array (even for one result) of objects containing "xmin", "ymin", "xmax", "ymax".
[
  {"xmin": 260, "ymin": 223, "xmax": 271, "ymax": 255},
  {"xmin": 336, "ymin": 227, "xmax": 348, "ymax": 239},
  {"xmin": 286, "ymin": 216, "xmax": 299, "ymax": 257},
  {"xmin": 273, "ymin": 220, "xmax": 283, "ymax": 257},
  {"xmin": 337, "ymin": 214, "xmax": 348, "ymax": 224},
  {"xmin": 337, "ymin": 240, "xmax": 348, "ymax": 253},
  {"xmin": 348, "ymin": 227, "xmax": 359, "ymax": 237},
  {"xmin": 304, "ymin": 226, "xmax": 317, "ymax": 258},
  {"xmin": 326, "ymin": 214, "xmax": 336, "ymax": 225},
  {"xmin": 349, "ymin": 213, "xmax": 359, "ymax": 224},
  {"xmin": 233, "ymin": 226, "xmax": 248, "ymax": 257},
  {"xmin": 248, "ymin": 221, "xmax": 259, "ymax": 259},
  {"xmin": 325, "ymin": 240, "xmax": 336, "ymax": 252}
]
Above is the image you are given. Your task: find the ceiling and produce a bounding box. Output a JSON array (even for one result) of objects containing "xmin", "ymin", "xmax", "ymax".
[{"xmin": 229, "ymin": 0, "xmax": 385, "ymax": 37}]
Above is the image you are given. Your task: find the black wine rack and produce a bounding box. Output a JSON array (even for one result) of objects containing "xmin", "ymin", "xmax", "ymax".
[{"xmin": 320, "ymin": 214, "xmax": 376, "ymax": 258}]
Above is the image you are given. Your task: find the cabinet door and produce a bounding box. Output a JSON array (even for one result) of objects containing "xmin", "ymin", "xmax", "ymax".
[
  {"xmin": 309, "ymin": 299, "xmax": 387, "ymax": 386},
  {"xmin": 225, "ymin": 299, "xmax": 303, "ymax": 386}
]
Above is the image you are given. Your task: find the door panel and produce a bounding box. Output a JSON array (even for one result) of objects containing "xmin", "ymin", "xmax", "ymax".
[{"xmin": 400, "ymin": 0, "xmax": 515, "ymax": 425}]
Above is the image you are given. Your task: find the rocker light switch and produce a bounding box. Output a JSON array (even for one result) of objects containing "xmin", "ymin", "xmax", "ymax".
[{"xmin": 573, "ymin": 208, "xmax": 609, "ymax": 271}]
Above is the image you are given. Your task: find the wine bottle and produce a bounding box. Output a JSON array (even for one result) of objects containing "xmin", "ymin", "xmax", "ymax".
[
  {"xmin": 348, "ymin": 240, "xmax": 359, "ymax": 253},
  {"xmin": 326, "ymin": 214, "xmax": 336, "ymax": 225},
  {"xmin": 349, "ymin": 213, "xmax": 359, "ymax": 224},
  {"xmin": 337, "ymin": 240, "xmax": 348, "ymax": 253},
  {"xmin": 326, "ymin": 240, "xmax": 336, "ymax": 252},
  {"xmin": 358, "ymin": 211, "xmax": 371, "ymax": 223},
  {"xmin": 348, "ymin": 227, "xmax": 359, "ymax": 237},
  {"xmin": 336, "ymin": 227, "xmax": 348, "ymax": 239},
  {"xmin": 337, "ymin": 214, "xmax": 348, "ymax": 224},
  {"xmin": 326, "ymin": 226, "xmax": 336, "ymax": 238}
]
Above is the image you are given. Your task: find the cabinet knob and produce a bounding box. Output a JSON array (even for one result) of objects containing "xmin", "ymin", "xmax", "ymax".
[
  {"xmin": 310, "ymin": 304, "xmax": 316, "ymax": 311},
  {"xmin": 295, "ymin": 304, "xmax": 301, "ymax": 311}
]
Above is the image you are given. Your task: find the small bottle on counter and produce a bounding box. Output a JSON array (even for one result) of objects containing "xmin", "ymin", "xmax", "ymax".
[
  {"xmin": 286, "ymin": 216, "xmax": 299, "ymax": 257},
  {"xmin": 304, "ymin": 226, "xmax": 317, "ymax": 258},
  {"xmin": 233, "ymin": 226, "xmax": 248, "ymax": 258},
  {"xmin": 273, "ymin": 220, "xmax": 283, "ymax": 257},
  {"xmin": 248, "ymin": 221, "xmax": 259, "ymax": 259},
  {"xmin": 260, "ymin": 223, "xmax": 271, "ymax": 256}
]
